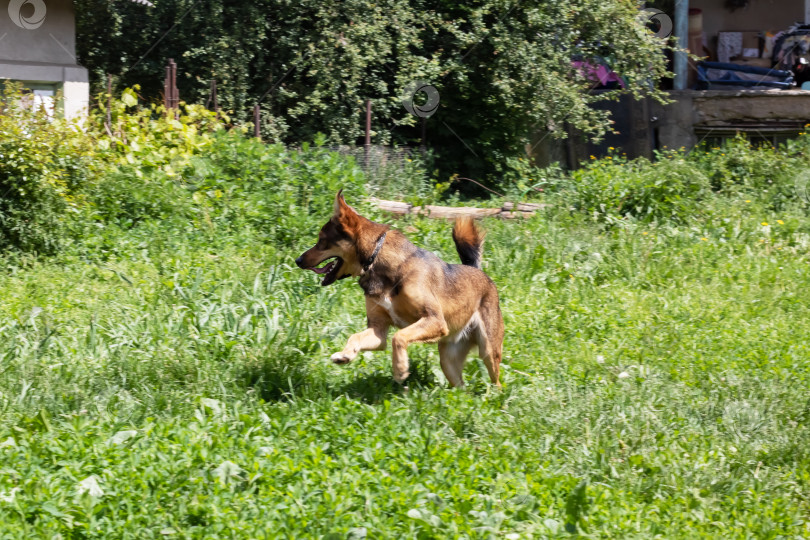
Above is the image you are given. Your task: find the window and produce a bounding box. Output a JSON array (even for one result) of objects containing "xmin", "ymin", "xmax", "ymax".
[{"xmin": 22, "ymin": 84, "xmax": 58, "ymax": 117}]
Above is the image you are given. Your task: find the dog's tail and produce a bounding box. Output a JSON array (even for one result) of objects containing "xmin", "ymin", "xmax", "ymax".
[{"xmin": 452, "ymin": 217, "xmax": 486, "ymax": 269}]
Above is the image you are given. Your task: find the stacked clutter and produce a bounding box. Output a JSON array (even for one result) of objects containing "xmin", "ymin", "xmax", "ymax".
[{"xmin": 771, "ymin": 24, "xmax": 810, "ymax": 89}]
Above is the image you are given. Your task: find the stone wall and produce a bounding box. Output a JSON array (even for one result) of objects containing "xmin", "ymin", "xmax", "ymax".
[{"xmin": 654, "ymin": 89, "xmax": 810, "ymax": 149}]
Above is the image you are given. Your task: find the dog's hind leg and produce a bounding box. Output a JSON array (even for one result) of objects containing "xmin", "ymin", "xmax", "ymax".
[
  {"xmin": 438, "ymin": 339, "xmax": 473, "ymax": 388},
  {"xmin": 479, "ymin": 341, "xmax": 502, "ymax": 387},
  {"xmin": 477, "ymin": 300, "xmax": 504, "ymax": 387}
]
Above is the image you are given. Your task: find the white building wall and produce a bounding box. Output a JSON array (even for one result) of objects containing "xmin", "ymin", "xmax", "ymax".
[{"xmin": 62, "ymin": 80, "xmax": 89, "ymax": 120}]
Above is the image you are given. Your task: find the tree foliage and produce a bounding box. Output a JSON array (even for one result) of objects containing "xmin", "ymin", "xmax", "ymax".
[{"xmin": 75, "ymin": 0, "xmax": 670, "ymax": 185}]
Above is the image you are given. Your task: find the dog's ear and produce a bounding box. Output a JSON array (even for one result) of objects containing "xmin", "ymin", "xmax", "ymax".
[
  {"xmin": 333, "ymin": 189, "xmax": 360, "ymax": 224},
  {"xmin": 333, "ymin": 189, "xmax": 344, "ymax": 215}
]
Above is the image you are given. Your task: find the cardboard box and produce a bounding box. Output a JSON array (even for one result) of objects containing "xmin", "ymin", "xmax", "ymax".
[{"xmin": 741, "ymin": 31, "xmax": 761, "ymax": 56}]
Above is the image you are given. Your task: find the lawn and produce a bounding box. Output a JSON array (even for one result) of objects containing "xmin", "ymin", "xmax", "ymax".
[
  {"xmin": 0, "ymin": 100, "xmax": 809, "ymax": 537},
  {"xmin": 1, "ymin": 192, "xmax": 809, "ymax": 537}
]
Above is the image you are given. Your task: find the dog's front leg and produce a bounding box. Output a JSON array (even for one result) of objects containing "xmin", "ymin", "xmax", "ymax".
[
  {"xmin": 390, "ymin": 315, "xmax": 448, "ymax": 383},
  {"xmin": 331, "ymin": 301, "xmax": 391, "ymax": 364},
  {"xmin": 330, "ymin": 324, "xmax": 388, "ymax": 364}
]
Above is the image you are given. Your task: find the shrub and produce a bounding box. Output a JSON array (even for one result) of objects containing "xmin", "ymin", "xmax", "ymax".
[
  {"xmin": 0, "ymin": 83, "xmax": 95, "ymax": 253},
  {"xmin": 0, "ymin": 85, "xmax": 372, "ymax": 256},
  {"xmin": 5, "ymin": 83, "xmax": 810, "ymax": 258},
  {"xmin": 83, "ymin": 88, "xmax": 226, "ymax": 230},
  {"xmin": 511, "ymin": 134, "xmax": 810, "ymax": 224},
  {"xmin": 175, "ymin": 133, "xmax": 369, "ymax": 247},
  {"xmin": 551, "ymin": 153, "xmax": 709, "ymax": 223},
  {"xmin": 79, "ymin": 90, "xmax": 371, "ymax": 251},
  {"xmin": 687, "ymin": 135, "xmax": 808, "ymax": 211}
]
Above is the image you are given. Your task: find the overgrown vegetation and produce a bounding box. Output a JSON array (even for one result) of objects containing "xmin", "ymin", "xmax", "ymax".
[
  {"xmin": 75, "ymin": 0, "xmax": 671, "ymax": 185},
  {"xmin": 1, "ymin": 94, "xmax": 809, "ymax": 537}
]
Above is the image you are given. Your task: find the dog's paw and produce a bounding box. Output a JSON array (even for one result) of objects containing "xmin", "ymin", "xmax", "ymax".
[{"xmin": 330, "ymin": 352, "xmax": 353, "ymax": 364}]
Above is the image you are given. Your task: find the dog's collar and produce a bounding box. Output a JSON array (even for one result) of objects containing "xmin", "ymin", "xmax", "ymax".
[{"xmin": 362, "ymin": 231, "xmax": 388, "ymax": 272}]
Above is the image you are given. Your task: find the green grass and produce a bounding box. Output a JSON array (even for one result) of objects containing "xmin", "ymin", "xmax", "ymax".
[
  {"xmin": 1, "ymin": 189, "xmax": 809, "ymax": 537},
  {"xmin": 2, "ymin": 97, "xmax": 810, "ymax": 536}
]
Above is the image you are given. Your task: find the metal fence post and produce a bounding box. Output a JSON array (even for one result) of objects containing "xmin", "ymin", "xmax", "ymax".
[
  {"xmin": 105, "ymin": 74, "xmax": 112, "ymax": 133},
  {"xmin": 163, "ymin": 59, "xmax": 179, "ymax": 113},
  {"xmin": 364, "ymin": 100, "xmax": 371, "ymax": 169},
  {"xmin": 254, "ymin": 104, "xmax": 261, "ymax": 140},
  {"xmin": 207, "ymin": 79, "xmax": 219, "ymax": 118}
]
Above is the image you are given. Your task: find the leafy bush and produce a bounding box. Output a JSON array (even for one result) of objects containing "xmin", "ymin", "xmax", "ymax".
[
  {"xmin": 176, "ymin": 133, "xmax": 368, "ymax": 247},
  {"xmin": 509, "ymin": 135, "xmax": 810, "ymax": 223},
  {"xmin": 90, "ymin": 92, "xmax": 372, "ymax": 247},
  {"xmin": 0, "ymin": 83, "xmax": 95, "ymax": 253},
  {"xmin": 5, "ymin": 84, "xmax": 810, "ymax": 260},
  {"xmin": 566, "ymin": 152, "xmax": 710, "ymax": 222},
  {"xmin": 84, "ymin": 88, "xmax": 228, "ymax": 230},
  {"xmin": 687, "ymin": 135, "xmax": 807, "ymax": 211}
]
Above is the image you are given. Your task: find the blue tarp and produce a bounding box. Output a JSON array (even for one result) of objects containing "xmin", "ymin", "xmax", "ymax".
[{"xmin": 696, "ymin": 61, "xmax": 794, "ymax": 89}]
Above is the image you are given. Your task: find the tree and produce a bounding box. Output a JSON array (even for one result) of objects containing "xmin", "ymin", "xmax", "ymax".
[{"xmin": 75, "ymin": 0, "xmax": 670, "ymax": 187}]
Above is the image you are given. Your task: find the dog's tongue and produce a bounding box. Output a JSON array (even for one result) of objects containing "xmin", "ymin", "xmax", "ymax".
[{"xmin": 310, "ymin": 261, "xmax": 334, "ymax": 275}]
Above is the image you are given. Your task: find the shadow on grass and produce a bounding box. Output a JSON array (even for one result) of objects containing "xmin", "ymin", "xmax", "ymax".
[
  {"xmin": 335, "ymin": 372, "xmax": 405, "ymax": 403},
  {"xmin": 240, "ymin": 355, "xmax": 313, "ymax": 403},
  {"xmin": 242, "ymin": 351, "xmax": 442, "ymax": 404},
  {"xmin": 335, "ymin": 356, "xmax": 442, "ymax": 403}
]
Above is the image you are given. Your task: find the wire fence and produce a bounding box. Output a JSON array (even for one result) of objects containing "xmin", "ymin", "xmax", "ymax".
[
  {"xmin": 326, "ymin": 145, "xmax": 417, "ymax": 170},
  {"xmin": 325, "ymin": 145, "xmax": 431, "ymax": 200}
]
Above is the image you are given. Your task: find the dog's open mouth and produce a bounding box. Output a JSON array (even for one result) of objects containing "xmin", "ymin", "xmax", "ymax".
[{"xmin": 308, "ymin": 256, "xmax": 344, "ymax": 286}]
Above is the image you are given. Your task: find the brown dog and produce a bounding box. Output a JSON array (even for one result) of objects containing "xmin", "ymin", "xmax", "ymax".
[{"xmin": 295, "ymin": 191, "xmax": 504, "ymax": 387}]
